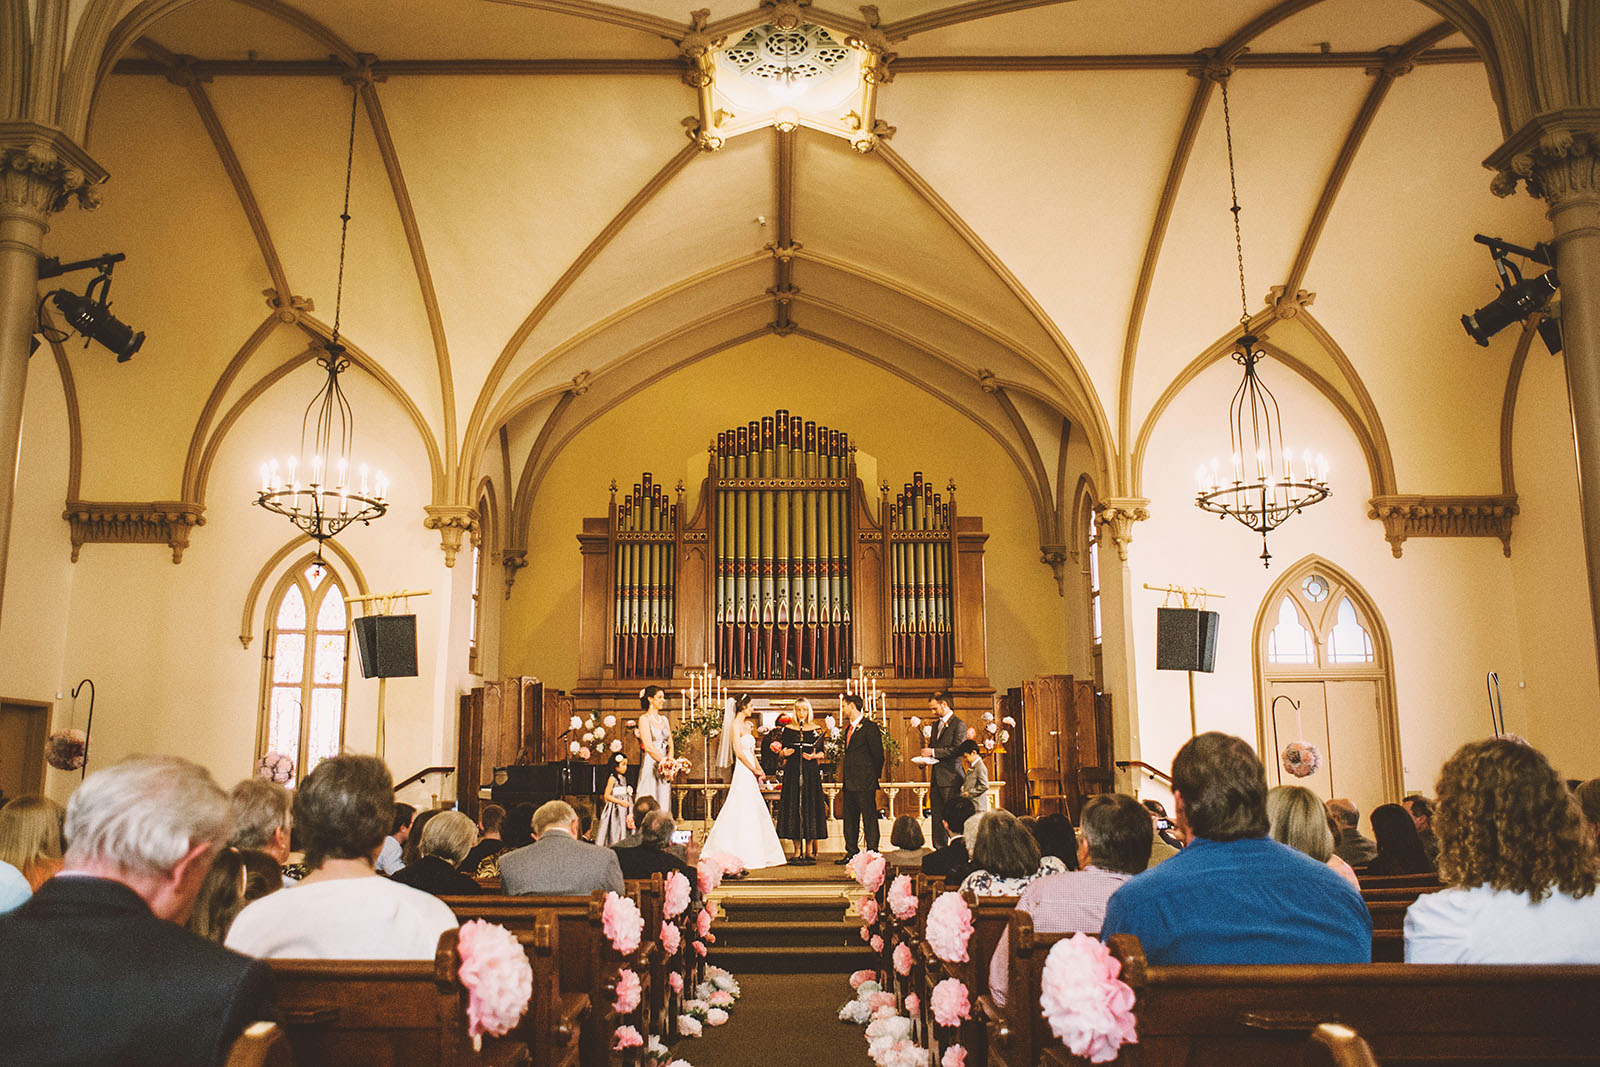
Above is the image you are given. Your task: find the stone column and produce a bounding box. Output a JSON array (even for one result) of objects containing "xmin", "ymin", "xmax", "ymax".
[
  {"xmin": 0, "ymin": 124, "xmax": 105, "ymax": 625},
  {"xmin": 1488, "ymin": 116, "xmax": 1600, "ymax": 675},
  {"xmin": 1094, "ymin": 498, "xmax": 1150, "ymax": 790}
]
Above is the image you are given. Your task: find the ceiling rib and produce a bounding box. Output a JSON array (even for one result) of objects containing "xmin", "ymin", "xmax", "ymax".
[
  {"xmin": 893, "ymin": 50, "xmax": 1477, "ymax": 73},
  {"xmin": 772, "ymin": 127, "xmax": 796, "ymax": 333},
  {"xmin": 882, "ymin": 0, "xmax": 1076, "ymax": 40},
  {"xmin": 481, "ymin": 0, "xmax": 685, "ymax": 38},
  {"xmin": 111, "ymin": 57, "xmax": 687, "ymax": 76}
]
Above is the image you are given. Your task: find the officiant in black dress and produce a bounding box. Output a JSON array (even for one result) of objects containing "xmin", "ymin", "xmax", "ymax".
[
  {"xmin": 776, "ymin": 698, "xmax": 827, "ymax": 864},
  {"xmin": 836, "ymin": 693, "xmax": 884, "ymax": 863}
]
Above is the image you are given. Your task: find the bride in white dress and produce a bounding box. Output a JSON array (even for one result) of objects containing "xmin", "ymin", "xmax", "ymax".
[{"xmin": 702, "ymin": 695, "xmax": 787, "ymax": 870}]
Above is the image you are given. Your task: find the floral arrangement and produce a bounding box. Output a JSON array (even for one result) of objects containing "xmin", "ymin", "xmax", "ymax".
[
  {"xmin": 613, "ymin": 1024, "xmax": 643, "ymax": 1050},
  {"xmin": 640, "ymin": 1035, "xmax": 693, "ymax": 1067},
  {"xmin": 859, "ymin": 896, "xmax": 880, "ymax": 926},
  {"xmin": 892, "ymin": 942, "xmax": 914, "ymax": 977},
  {"xmin": 1040, "ymin": 933, "xmax": 1138, "ymax": 1063},
  {"xmin": 930, "ymin": 977, "xmax": 970, "ymax": 1027},
  {"xmin": 706, "ymin": 1007, "xmax": 729, "ymax": 1027},
  {"xmin": 904, "ymin": 992, "xmax": 919, "ymax": 1017},
  {"xmin": 870, "ymin": 934, "xmax": 885, "ymax": 953},
  {"xmin": 601, "ymin": 891, "xmax": 643, "ymax": 955},
  {"xmin": 45, "ymin": 729, "xmax": 87, "ymax": 772},
  {"xmin": 671, "ymin": 703, "xmax": 726, "ymax": 752},
  {"xmin": 839, "ymin": 976, "xmax": 883, "ymax": 1023},
  {"xmin": 682, "ymin": 998, "xmax": 710, "ymax": 1020},
  {"xmin": 925, "ymin": 892, "xmax": 973, "ymax": 963},
  {"xmin": 850, "ymin": 969, "xmax": 878, "ymax": 991},
  {"xmin": 677, "ymin": 1014, "xmax": 703, "ymax": 1037},
  {"xmin": 696, "ymin": 906, "xmax": 713, "ymax": 938},
  {"xmin": 456, "ymin": 920, "xmax": 534, "ymax": 1047},
  {"xmin": 664, "ymin": 870, "xmax": 692, "ymax": 919},
  {"xmin": 866, "ymin": 1014, "xmax": 926, "ymax": 1067},
  {"xmin": 845, "ymin": 849, "xmax": 887, "ymax": 893},
  {"xmin": 657, "ymin": 756, "xmax": 694, "ymax": 782},
  {"xmin": 704, "ymin": 966, "xmax": 741, "ymax": 997},
  {"xmin": 660, "ymin": 921, "xmax": 682, "ymax": 955},
  {"xmin": 614, "ymin": 967, "xmax": 642, "ymax": 1014},
  {"xmin": 942, "ymin": 1045, "xmax": 967, "ymax": 1067},
  {"xmin": 1281, "ymin": 740, "xmax": 1322, "ymax": 779},
  {"xmin": 886, "ymin": 874, "xmax": 918, "ymax": 921},
  {"xmin": 255, "ymin": 752, "xmax": 294, "ymax": 783},
  {"xmin": 977, "ymin": 709, "xmax": 1011, "ymax": 754},
  {"xmin": 668, "ymin": 972, "xmax": 683, "ymax": 994},
  {"xmin": 697, "ymin": 859, "xmax": 723, "ymax": 895}
]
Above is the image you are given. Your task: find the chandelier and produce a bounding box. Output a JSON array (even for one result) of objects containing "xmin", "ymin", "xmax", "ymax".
[
  {"xmin": 255, "ymin": 84, "xmax": 387, "ymax": 556},
  {"xmin": 1194, "ymin": 74, "xmax": 1328, "ymax": 568}
]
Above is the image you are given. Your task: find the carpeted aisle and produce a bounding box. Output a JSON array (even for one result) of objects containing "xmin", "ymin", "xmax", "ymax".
[{"xmin": 678, "ymin": 972, "xmax": 875, "ymax": 1067}]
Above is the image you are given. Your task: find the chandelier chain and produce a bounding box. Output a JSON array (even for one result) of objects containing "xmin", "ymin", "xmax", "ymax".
[
  {"xmin": 330, "ymin": 83, "xmax": 359, "ymax": 348},
  {"xmin": 1221, "ymin": 76, "xmax": 1250, "ymax": 330}
]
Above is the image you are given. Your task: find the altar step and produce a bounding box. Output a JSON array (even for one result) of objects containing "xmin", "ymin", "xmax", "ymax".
[{"xmin": 709, "ymin": 890, "xmax": 875, "ymax": 974}]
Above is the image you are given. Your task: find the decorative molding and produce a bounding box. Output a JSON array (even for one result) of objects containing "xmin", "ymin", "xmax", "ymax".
[
  {"xmin": 1367, "ymin": 494, "xmax": 1518, "ymax": 558},
  {"xmin": 502, "ymin": 550, "xmax": 528, "ymax": 598},
  {"xmin": 0, "ymin": 122, "xmax": 107, "ymax": 222},
  {"xmin": 1094, "ymin": 497, "xmax": 1149, "ymax": 562},
  {"xmin": 1267, "ymin": 285, "xmax": 1315, "ymax": 319},
  {"xmin": 424, "ymin": 505, "xmax": 480, "ymax": 567},
  {"xmin": 1039, "ymin": 543, "xmax": 1068, "ymax": 594},
  {"xmin": 63, "ymin": 501, "xmax": 205, "ymax": 563},
  {"xmin": 1485, "ymin": 108, "xmax": 1600, "ymax": 202}
]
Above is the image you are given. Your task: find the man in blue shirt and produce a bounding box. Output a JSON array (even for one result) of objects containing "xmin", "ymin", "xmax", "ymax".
[{"xmin": 1101, "ymin": 732, "xmax": 1370, "ymax": 965}]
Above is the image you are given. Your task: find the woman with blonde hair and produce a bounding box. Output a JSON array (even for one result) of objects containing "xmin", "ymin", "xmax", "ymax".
[
  {"xmin": 0, "ymin": 796, "xmax": 66, "ymax": 906},
  {"xmin": 1266, "ymin": 785, "xmax": 1359, "ymax": 889},
  {"xmin": 776, "ymin": 698, "xmax": 828, "ymax": 864},
  {"xmin": 1405, "ymin": 738, "xmax": 1600, "ymax": 962}
]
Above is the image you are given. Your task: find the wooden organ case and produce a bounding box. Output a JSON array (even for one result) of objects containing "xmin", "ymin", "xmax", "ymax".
[{"xmin": 576, "ymin": 410, "xmax": 994, "ymax": 715}]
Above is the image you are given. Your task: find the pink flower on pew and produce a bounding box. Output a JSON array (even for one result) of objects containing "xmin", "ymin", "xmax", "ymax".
[
  {"xmin": 859, "ymin": 896, "xmax": 880, "ymax": 926},
  {"xmin": 893, "ymin": 942, "xmax": 914, "ymax": 977},
  {"xmin": 870, "ymin": 935, "xmax": 885, "ymax": 953},
  {"xmin": 697, "ymin": 906, "xmax": 714, "ymax": 938},
  {"xmin": 925, "ymin": 893, "xmax": 973, "ymax": 963},
  {"xmin": 930, "ymin": 978, "xmax": 971, "ymax": 1028},
  {"xmin": 1039, "ymin": 933, "xmax": 1138, "ymax": 1064},
  {"xmin": 693, "ymin": 940, "xmax": 707, "ymax": 957},
  {"xmin": 867, "ymin": 990, "xmax": 896, "ymax": 1013},
  {"xmin": 665, "ymin": 870, "xmax": 692, "ymax": 919},
  {"xmin": 613, "ymin": 1024, "xmax": 644, "ymax": 1050},
  {"xmin": 706, "ymin": 1007, "xmax": 729, "ymax": 1027},
  {"xmin": 614, "ymin": 968, "xmax": 642, "ymax": 1015},
  {"xmin": 878, "ymin": 1039, "xmax": 926, "ymax": 1067},
  {"xmin": 661, "ymin": 921, "xmax": 682, "ymax": 955},
  {"xmin": 905, "ymin": 993, "xmax": 920, "ymax": 1017},
  {"xmin": 704, "ymin": 932, "xmax": 716, "ymax": 944},
  {"xmin": 887, "ymin": 875, "xmax": 917, "ymax": 921},
  {"xmin": 456, "ymin": 919, "xmax": 533, "ymax": 1044},
  {"xmin": 678, "ymin": 1014, "xmax": 703, "ymax": 1037},
  {"xmin": 861, "ymin": 853, "xmax": 886, "ymax": 893},
  {"xmin": 850, "ymin": 968, "xmax": 878, "ymax": 990},
  {"xmin": 697, "ymin": 860, "xmax": 722, "ymax": 895},
  {"xmin": 602, "ymin": 891, "xmax": 644, "ymax": 956},
  {"xmin": 669, "ymin": 972, "xmax": 684, "ymax": 995},
  {"xmin": 716, "ymin": 853, "xmax": 746, "ymax": 876},
  {"xmin": 860, "ymin": 925, "xmax": 871, "ymax": 942},
  {"xmin": 942, "ymin": 1044, "xmax": 966, "ymax": 1067},
  {"xmin": 708, "ymin": 990, "xmax": 734, "ymax": 1008}
]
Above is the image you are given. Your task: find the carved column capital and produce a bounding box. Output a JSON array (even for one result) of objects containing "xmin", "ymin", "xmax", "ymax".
[
  {"xmin": 502, "ymin": 549, "xmax": 529, "ymax": 598},
  {"xmin": 0, "ymin": 123, "xmax": 108, "ymax": 224},
  {"xmin": 1039, "ymin": 543, "xmax": 1068, "ymax": 595},
  {"xmin": 759, "ymin": 0, "xmax": 811, "ymax": 30},
  {"xmin": 423, "ymin": 505, "xmax": 480, "ymax": 567},
  {"xmin": 1094, "ymin": 497, "xmax": 1150, "ymax": 562},
  {"xmin": 1484, "ymin": 109, "xmax": 1600, "ymax": 204}
]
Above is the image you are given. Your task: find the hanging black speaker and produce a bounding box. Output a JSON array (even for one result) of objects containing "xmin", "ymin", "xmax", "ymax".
[
  {"xmin": 1156, "ymin": 607, "xmax": 1220, "ymax": 673},
  {"xmin": 352, "ymin": 614, "xmax": 419, "ymax": 679}
]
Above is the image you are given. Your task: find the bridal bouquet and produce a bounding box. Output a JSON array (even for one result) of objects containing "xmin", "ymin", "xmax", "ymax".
[{"xmin": 658, "ymin": 757, "xmax": 693, "ymax": 782}]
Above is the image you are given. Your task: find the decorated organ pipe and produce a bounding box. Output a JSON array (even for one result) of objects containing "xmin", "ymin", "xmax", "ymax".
[
  {"xmin": 890, "ymin": 472, "xmax": 954, "ymax": 677},
  {"xmin": 611, "ymin": 474, "xmax": 676, "ymax": 677}
]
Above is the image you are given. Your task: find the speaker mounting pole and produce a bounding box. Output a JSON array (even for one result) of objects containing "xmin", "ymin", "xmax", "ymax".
[{"xmin": 346, "ymin": 588, "xmax": 432, "ymax": 759}]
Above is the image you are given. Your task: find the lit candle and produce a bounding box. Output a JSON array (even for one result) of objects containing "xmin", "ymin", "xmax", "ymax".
[
  {"xmin": 375, "ymin": 471, "xmax": 388, "ymax": 502},
  {"xmin": 337, "ymin": 456, "xmax": 348, "ymax": 491},
  {"xmin": 1283, "ymin": 447, "xmax": 1294, "ymax": 483},
  {"xmin": 260, "ymin": 464, "xmax": 270, "ymax": 493},
  {"xmin": 1231, "ymin": 452, "xmax": 1242, "ymax": 484},
  {"xmin": 360, "ymin": 463, "xmax": 370, "ymax": 497},
  {"xmin": 1317, "ymin": 454, "xmax": 1329, "ymax": 481},
  {"xmin": 1195, "ymin": 465, "xmax": 1208, "ymax": 492}
]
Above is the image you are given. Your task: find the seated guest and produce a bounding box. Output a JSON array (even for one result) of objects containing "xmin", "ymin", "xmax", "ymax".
[
  {"xmin": 1403, "ymin": 793, "xmax": 1440, "ymax": 865},
  {"xmin": 615, "ymin": 811, "xmax": 699, "ymax": 888},
  {"xmin": 1267, "ymin": 785, "xmax": 1360, "ymax": 889},
  {"xmin": 460, "ymin": 802, "xmax": 506, "ymax": 874},
  {"xmin": 1368, "ymin": 802, "xmax": 1435, "ymax": 876},
  {"xmin": 401, "ymin": 808, "xmax": 442, "ymax": 869},
  {"xmin": 0, "ymin": 756, "xmax": 275, "ymax": 1065},
  {"xmin": 501, "ymin": 802, "xmax": 536, "ymax": 850},
  {"xmin": 240, "ymin": 849, "xmax": 284, "ymax": 902},
  {"xmin": 572, "ymin": 799, "xmax": 597, "ymax": 842},
  {"xmin": 611, "ymin": 795, "xmax": 660, "ymax": 851},
  {"xmin": 392, "ymin": 811, "xmax": 484, "ymax": 897},
  {"xmin": 377, "ymin": 801, "xmax": 415, "ymax": 875},
  {"xmin": 881, "ymin": 815, "xmax": 929, "ymax": 866},
  {"xmin": 1142, "ymin": 799, "xmax": 1185, "ymax": 853},
  {"xmin": 1326, "ymin": 797, "xmax": 1378, "ymax": 867},
  {"xmin": 959, "ymin": 809, "xmax": 1068, "ymax": 896},
  {"xmin": 227, "ymin": 778, "xmax": 296, "ymax": 884},
  {"xmin": 1405, "ymin": 738, "xmax": 1600, "ymax": 962},
  {"xmin": 957, "ymin": 740, "xmax": 991, "ymax": 812},
  {"xmin": 991, "ymin": 793, "xmax": 1151, "ymax": 1006},
  {"xmin": 922, "ymin": 796, "xmax": 979, "ymax": 881},
  {"xmin": 187, "ymin": 847, "xmax": 251, "ymax": 943},
  {"xmin": 0, "ymin": 795, "xmax": 65, "ymax": 913},
  {"xmin": 1031, "ymin": 812, "xmax": 1080, "ymax": 872},
  {"xmin": 227, "ymin": 755, "xmax": 458, "ymax": 960},
  {"xmin": 1102, "ymin": 732, "xmax": 1370, "ymax": 965},
  {"xmin": 501, "ymin": 800, "xmax": 625, "ymax": 896}
]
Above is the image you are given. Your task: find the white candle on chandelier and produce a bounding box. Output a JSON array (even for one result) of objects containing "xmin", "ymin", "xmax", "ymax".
[
  {"xmin": 1283, "ymin": 447, "xmax": 1294, "ymax": 483},
  {"xmin": 360, "ymin": 463, "xmax": 370, "ymax": 497},
  {"xmin": 375, "ymin": 471, "xmax": 388, "ymax": 502},
  {"xmin": 1195, "ymin": 465, "xmax": 1208, "ymax": 492},
  {"xmin": 1317, "ymin": 453, "xmax": 1329, "ymax": 482},
  {"xmin": 1255, "ymin": 448, "xmax": 1267, "ymax": 479},
  {"xmin": 287, "ymin": 455, "xmax": 297, "ymax": 488},
  {"xmin": 337, "ymin": 456, "xmax": 348, "ymax": 492},
  {"xmin": 1231, "ymin": 451, "xmax": 1243, "ymax": 484},
  {"xmin": 260, "ymin": 464, "xmax": 271, "ymax": 493},
  {"xmin": 311, "ymin": 454, "xmax": 324, "ymax": 489},
  {"xmin": 1303, "ymin": 450, "xmax": 1313, "ymax": 484}
]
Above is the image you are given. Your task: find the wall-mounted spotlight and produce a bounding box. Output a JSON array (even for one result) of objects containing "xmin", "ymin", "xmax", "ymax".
[
  {"xmin": 1462, "ymin": 234, "xmax": 1562, "ymax": 355},
  {"xmin": 35, "ymin": 252, "xmax": 144, "ymax": 362}
]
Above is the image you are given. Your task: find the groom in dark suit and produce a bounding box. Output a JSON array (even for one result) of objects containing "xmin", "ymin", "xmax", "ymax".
[
  {"xmin": 836, "ymin": 694, "xmax": 885, "ymax": 862},
  {"xmin": 921, "ymin": 691, "xmax": 968, "ymax": 848}
]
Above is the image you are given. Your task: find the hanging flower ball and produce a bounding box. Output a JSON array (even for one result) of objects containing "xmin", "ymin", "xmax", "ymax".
[
  {"xmin": 255, "ymin": 751, "xmax": 295, "ymax": 783},
  {"xmin": 45, "ymin": 729, "xmax": 88, "ymax": 772},
  {"xmin": 1281, "ymin": 741, "xmax": 1322, "ymax": 779}
]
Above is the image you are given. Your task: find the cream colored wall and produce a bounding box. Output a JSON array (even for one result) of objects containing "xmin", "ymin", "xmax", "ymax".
[{"xmin": 500, "ymin": 334, "xmax": 1072, "ymax": 692}]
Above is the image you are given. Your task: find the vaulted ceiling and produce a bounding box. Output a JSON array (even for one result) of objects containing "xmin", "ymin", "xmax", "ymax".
[{"xmin": 35, "ymin": 0, "xmax": 1553, "ymax": 558}]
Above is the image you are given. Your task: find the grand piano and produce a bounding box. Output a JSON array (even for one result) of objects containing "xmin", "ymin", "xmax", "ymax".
[{"xmin": 489, "ymin": 761, "xmax": 613, "ymax": 809}]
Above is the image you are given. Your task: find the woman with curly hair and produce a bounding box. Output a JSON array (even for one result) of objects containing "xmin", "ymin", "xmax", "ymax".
[{"xmin": 1405, "ymin": 738, "xmax": 1600, "ymax": 962}]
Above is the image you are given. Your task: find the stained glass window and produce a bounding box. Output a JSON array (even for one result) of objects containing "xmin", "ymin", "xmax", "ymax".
[
  {"xmin": 1267, "ymin": 598, "xmax": 1314, "ymax": 664},
  {"xmin": 262, "ymin": 560, "xmax": 349, "ymax": 781},
  {"xmin": 469, "ymin": 542, "xmax": 482, "ymax": 673},
  {"xmin": 1328, "ymin": 597, "xmax": 1375, "ymax": 663}
]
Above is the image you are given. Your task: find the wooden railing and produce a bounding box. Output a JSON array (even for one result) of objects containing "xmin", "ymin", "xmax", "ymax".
[
  {"xmin": 1117, "ymin": 759, "xmax": 1173, "ymax": 785},
  {"xmin": 394, "ymin": 766, "xmax": 455, "ymax": 793}
]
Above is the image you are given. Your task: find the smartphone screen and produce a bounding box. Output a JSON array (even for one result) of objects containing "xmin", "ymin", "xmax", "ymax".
[{"xmin": 671, "ymin": 829, "xmax": 692, "ymax": 845}]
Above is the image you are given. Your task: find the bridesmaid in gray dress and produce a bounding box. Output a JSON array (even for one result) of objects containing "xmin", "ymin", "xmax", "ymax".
[{"xmin": 635, "ymin": 685, "xmax": 675, "ymax": 815}]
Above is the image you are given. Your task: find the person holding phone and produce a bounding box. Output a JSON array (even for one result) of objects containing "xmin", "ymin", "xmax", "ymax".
[{"xmin": 613, "ymin": 809, "xmax": 700, "ymax": 894}]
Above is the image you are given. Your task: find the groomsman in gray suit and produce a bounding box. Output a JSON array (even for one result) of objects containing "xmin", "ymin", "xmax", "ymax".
[
  {"xmin": 920, "ymin": 691, "xmax": 967, "ymax": 848},
  {"xmin": 500, "ymin": 800, "xmax": 625, "ymax": 896}
]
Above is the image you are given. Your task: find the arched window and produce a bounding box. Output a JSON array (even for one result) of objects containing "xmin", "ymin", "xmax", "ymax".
[
  {"xmin": 1081, "ymin": 493, "xmax": 1103, "ymax": 687},
  {"xmin": 260, "ymin": 559, "xmax": 350, "ymax": 779}
]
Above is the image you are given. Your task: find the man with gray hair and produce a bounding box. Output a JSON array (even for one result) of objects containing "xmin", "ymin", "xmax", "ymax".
[
  {"xmin": 614, "ymin": 809, "xmax": 699, "ymax": 888},
  {"xmin": 0, "ymin": 755, "xmax": 276, "ymax": 1065},
  {"xmin": 228, "ymin": 778, "xmax": 295, "ymax": 882},
  {"xmin": 499, "ymin": 799, "xmax": 624, "ymax": 896}
]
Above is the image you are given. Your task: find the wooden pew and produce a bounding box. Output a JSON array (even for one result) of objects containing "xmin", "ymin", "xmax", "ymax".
[
  {"xmin": 1034, "ymin": 934, "xmax": 1600, "ymax": 1066},
  {"xmin": 623, "ymin": 875, "xmax": 671, "ymax": 1040},
  {"xmin": 916, "ymin": 891, "xmax": 1019, "ymax": 1067},
  {"xmin": 978, "ymin": 910, "xmax": 1074, "ymax": 1067},
  {"xmin": 267, "ymin": 928, "xmax": 532, "ymax": 1066},
  {"xmin": 224, "ymin": 1021, "xmax": 293, "ymax": 1067},
  {"xmin": 1356, "ymin": 873, "xmax": 1439, "ymax": 892}
]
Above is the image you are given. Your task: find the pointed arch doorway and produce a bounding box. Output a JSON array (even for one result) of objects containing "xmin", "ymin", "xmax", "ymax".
[{"xmin": 1253, "ymin": 557, "xmax": 1402, "ymax": 818}]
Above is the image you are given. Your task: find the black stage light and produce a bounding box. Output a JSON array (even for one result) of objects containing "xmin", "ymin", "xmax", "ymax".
[
  {"xmin": 49, "ymin": 290, "xmax": 144, "ymax": 362},
  {"xmin": 1461, "ymin": 269, "xmax": 1559, "ymax": 346}
]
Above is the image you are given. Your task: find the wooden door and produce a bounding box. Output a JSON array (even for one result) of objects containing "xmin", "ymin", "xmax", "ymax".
[{"xmin": 0, "ymin": 701, "xmax": 49, "ymax": 799}]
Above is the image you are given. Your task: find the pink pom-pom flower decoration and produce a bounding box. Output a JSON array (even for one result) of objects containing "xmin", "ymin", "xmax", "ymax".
[
  {"xmin": 866, "ymin": 990, "xmax": 896, "ymax": 1013},
  {"xmin": 706, "ymin": 1007, "xmax": 729, "ymax": 1026},
  {"xmin": 669, "ymin": 971, "xmax": 684, "ymax": 994},
  {"xmin": 943, "ymin": 1044, "xmax": 967, "ymax": 1067},
  {"xmin": 660, "ymin": 920, "xmax": 682, "ymax": 955},
  {"xmin": 613, "ymin": 1024, "xmax": 644, "ymax": 1050},
  {"xmin": 697, "ymin": 860, "xmax": 722, "ymax": 895},
  {"xmin": 45, "ymin": 729, "xmax": 88, "ymax": 772},
  {"xmin": 678, "ymin": 1014, "xmax": 703, "ymax": 1037},
  {"xmin": 1281, "ymin": 741, "xmax": 1322, "ymax": 779},
  {"xmin": 925, "ymin": 893, "xmax": 974, "ymax": 963},
  {"xmin": 664, "ymin": 870, "xmax": 692, "ymax": 919},
  {"xmin": 860, "ymin": 852, "xmax": 887, "ymax": 893},
  {"xmin": 697, "ymin": 906, "xmax": 714, "ymax": 937},
  {"xmin": 255, "ymin": 752, "xmax": 294, "ymax": 783},
  {"xmin": 693, "ymin": 940, "xmax": 707, "ymax": 957},
  {"xmin": 457, "ymin": 920, "xmax": 534, "ymax": 1044},
  {"xmin": 717, "ymin": 853, "xmax": 746, "ymax": 876},
  {"xmin": 893, "ymin": 942, "xmax": 914, "ymax": 977},
  {"xmin": 870, "ymin": 934, "xmax": 885, "ymax": 953},
  {"xmin": 930, "ymin": 978, "xmax": 971, "ymax": 1028},
  {"xmin": 905, "ymin": 992, "xmax": 920, "ymax": 1017},
  {"xmin": 859, "ymin": 896, "xmax": 880, "ymax": 925},
  {"xmin": 614, "ymin": 968, "xmax": 642, "ymax": 1015},
  {"xmin": 860, "ymin": 925, "xmax": 872, "ymax": 943},
  {"xmin": 602, "ymin": 891, "xmax": 644, "ymax": 955},
  {"xmin": 850, "ymin": 968, "xmax": 878, "ymax": 990},
  {"xmin": 1039, "ymin": 933, "xmax": 1138, "ymax": 1063},
  {"xmin": 708, "ymin": 989, "xmax": 734, "ymax": 1008},
  {"xmin": 887, "ymin": 874, "xmax": 918, "ymax": 921}
]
